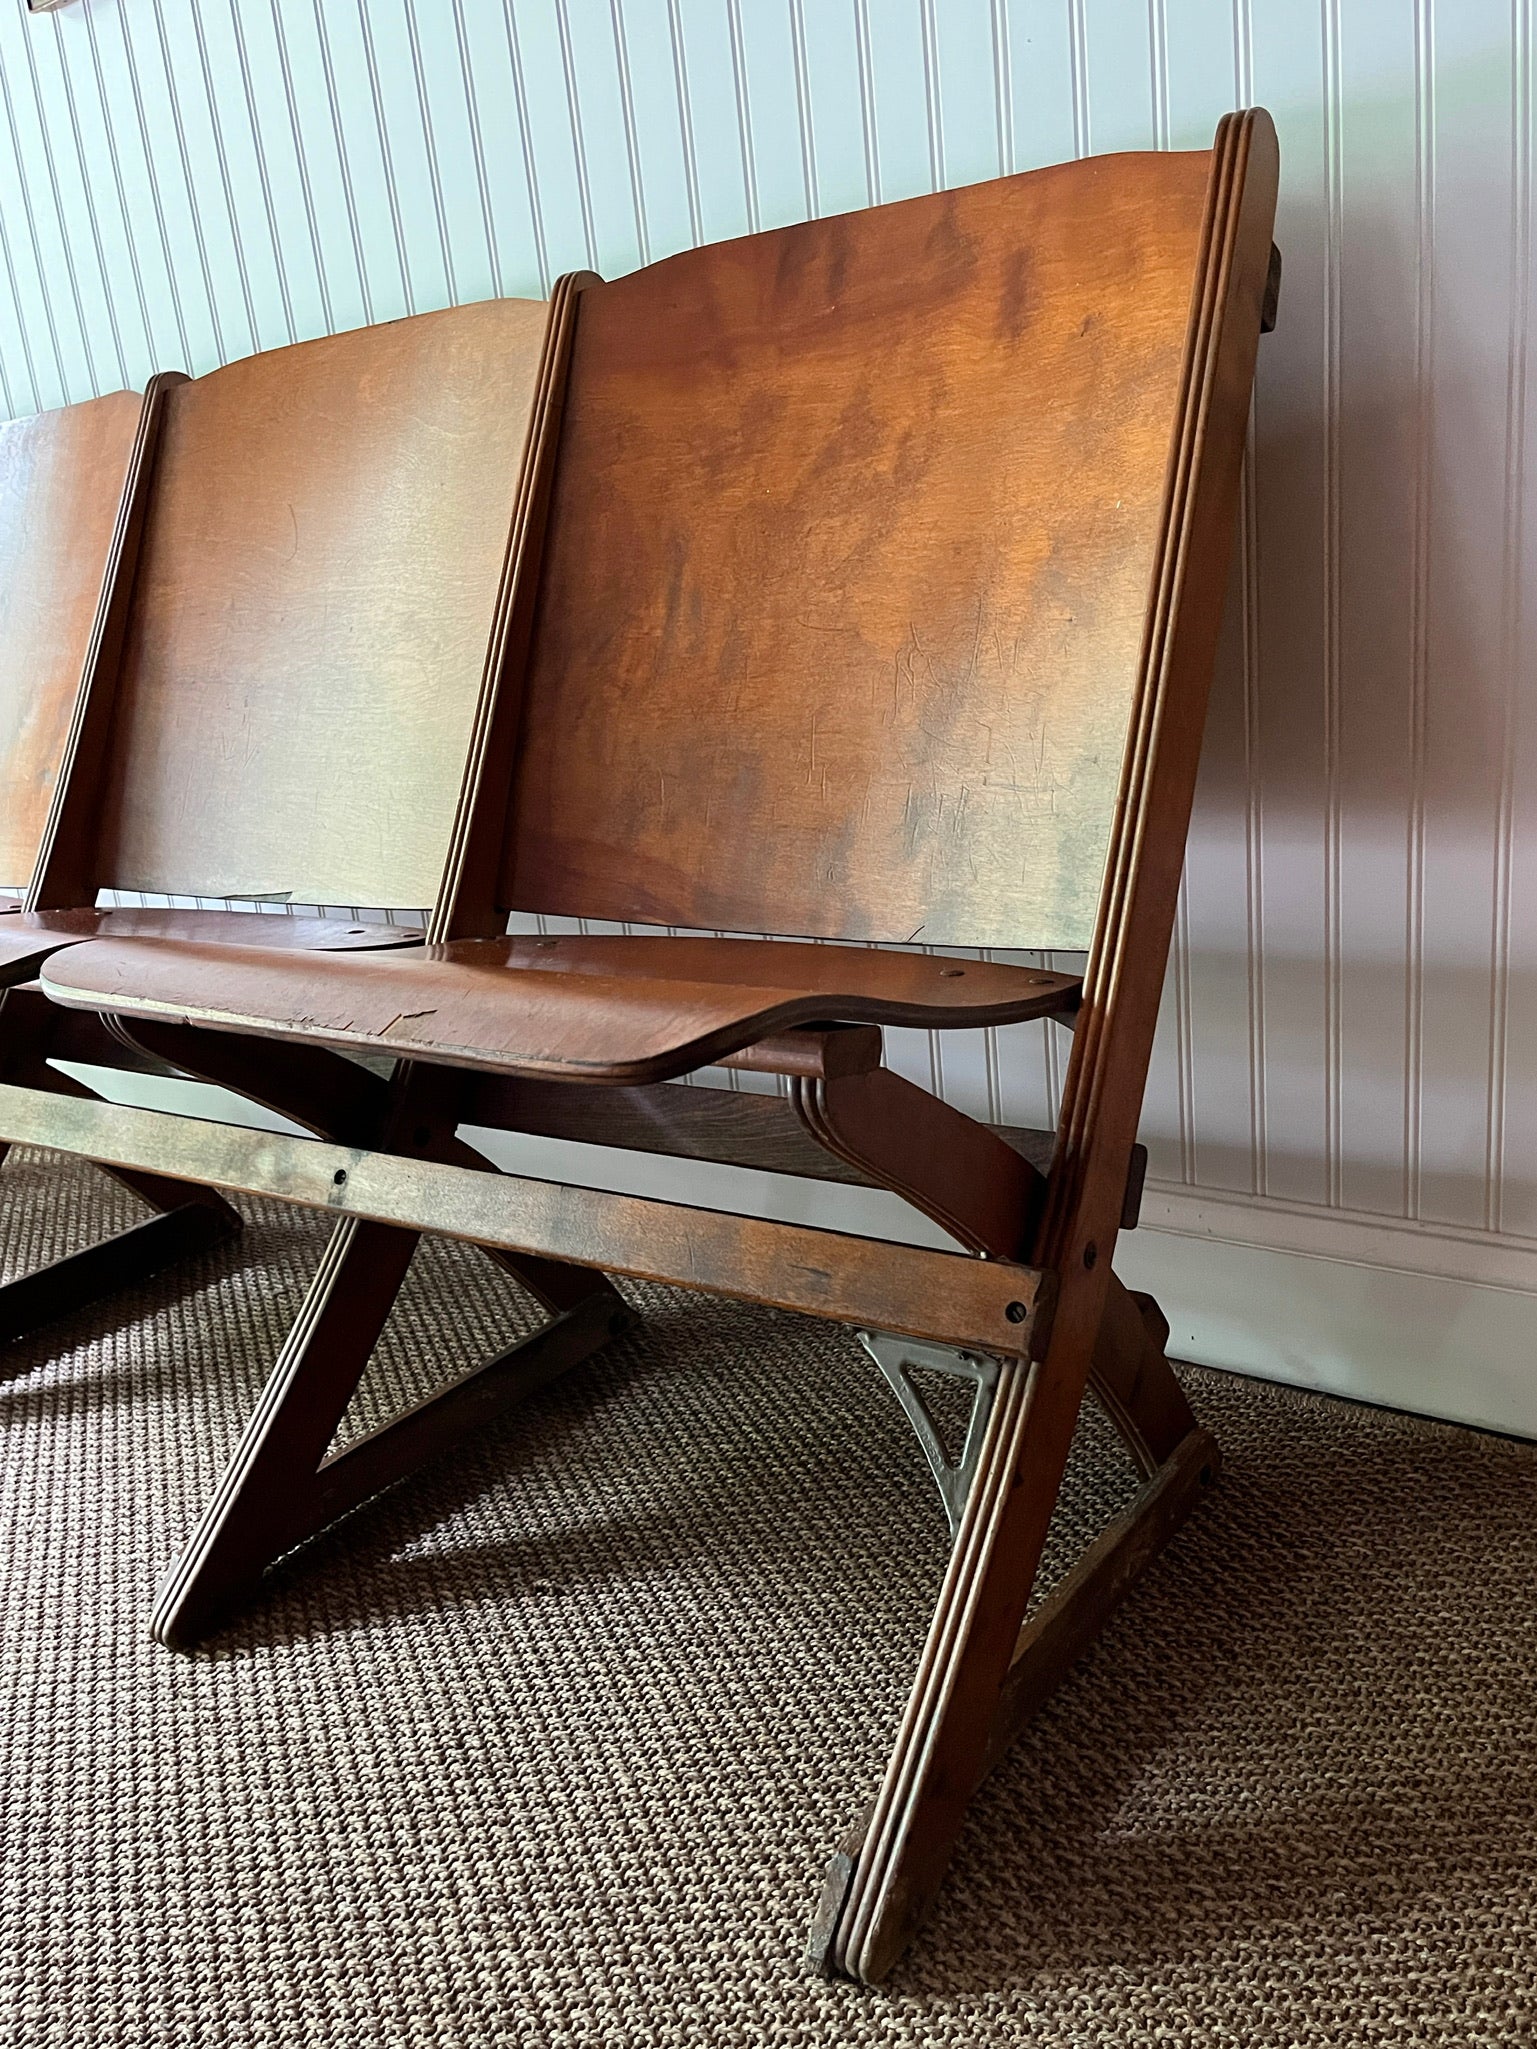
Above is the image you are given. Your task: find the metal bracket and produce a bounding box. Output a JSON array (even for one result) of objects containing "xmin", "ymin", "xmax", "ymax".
[{"xmin": 857, "ymin": 1330, "xmax": 1001, "ymax": 1538}]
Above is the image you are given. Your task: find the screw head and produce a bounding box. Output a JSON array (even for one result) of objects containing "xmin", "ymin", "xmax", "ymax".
[
  {"xmin": 1083, "ymin": 1241, "xmax": 1097, "ymax": 1269},
  {"xmin": 1005, "ymin": 1300, "xmax": 1028, "ymax": 1324},
  {"xmin": 332, "ymin": 1168, "xmax": 348, "ymax": 1186}
]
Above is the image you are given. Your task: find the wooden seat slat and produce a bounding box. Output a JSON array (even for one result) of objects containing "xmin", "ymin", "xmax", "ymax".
[
  {"xmin": 0, "ymin": 909, "xmax": 420, "ymax": 992},
  {"xmin": 43, "ymin": 931, "xmax": 1079, "ymax": 1084}
]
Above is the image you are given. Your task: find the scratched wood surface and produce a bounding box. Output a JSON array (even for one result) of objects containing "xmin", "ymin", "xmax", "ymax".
[
  {"xmin": 0, "ymin": 391, "xmax": 142, "ymax": 889},
  {"xmin": 0, "ymin": 908, "xmax": 422, "ymax": 993},
  {"xmin": 502, "ymin": 149, "xmax": 1211, "ymax": 949},
  {"xmin": 94, "ymin": 298, "xmax": 551, "ymax": 912},
  {"xmin": 42, "ymin": 931, "xmax": 1080, "ymax": 1085}
]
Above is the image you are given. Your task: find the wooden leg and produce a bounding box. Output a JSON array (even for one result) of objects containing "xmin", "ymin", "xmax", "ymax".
[
  {"xmin": 153, "ymin": 1214, "xmax": 632, "ymax": 1649},
  {"xmin": 818, "ymin": 1350, "xmax": 1059, "ymax": 1984},
  {"xmin": 810, "ymin": 1422, "xmax": 1219, "ymax": 1978},
  {"xmin": 813, "ymin": 1271, "xmax": 1216, "ymax": 1985},
  {"xmin": 984, "ymin": 1423, "xmax": 1218, "ymax": 1775},
  {"xmin": 0, "ymin": 1022, "xmax": 638, "ymax": 1636},
  {"xmin": 0, "ymin": 1059, "xmax": 241, "ymax": 1354},
  {"xmin": 1087, "ymin": 1272, "xmax": 1197, "ymax": 1475},
  {"xmin": 119, "ymin": 1017, "xmax": 621, "ymax": 1322},
  {"xmin": 0, "ymin": 1196, "xmax": 237, "ymax": 1350}
]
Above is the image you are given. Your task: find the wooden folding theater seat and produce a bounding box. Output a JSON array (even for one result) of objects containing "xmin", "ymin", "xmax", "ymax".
[
  {"xmin": 22, "ymin": 115, "xmax": 1279, "ymax": 1980},
  {"xmin": 0, "ymin": 287, "xmax": 579, "ymax": 1343}
]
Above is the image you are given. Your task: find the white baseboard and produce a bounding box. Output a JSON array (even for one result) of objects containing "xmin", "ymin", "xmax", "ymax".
[
  {"xmin": 1116, "ymin": 1183, "xmax": 1537, "ymax": 1441},
  {"xmin": 54, "ymin": 1064, "xmax": 1537, "ymax": 1443}
]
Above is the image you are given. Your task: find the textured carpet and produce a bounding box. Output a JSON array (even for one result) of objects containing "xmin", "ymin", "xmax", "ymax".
[{"xmin": 2, "ymin": 1147, "xmax": 1535, "ymax": 2047}]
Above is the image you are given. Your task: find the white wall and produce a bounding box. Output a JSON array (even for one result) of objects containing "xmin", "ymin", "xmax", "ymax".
[{"xmin": 4, "ymin": 0, "xmax": 1535, "ymax": 1434}]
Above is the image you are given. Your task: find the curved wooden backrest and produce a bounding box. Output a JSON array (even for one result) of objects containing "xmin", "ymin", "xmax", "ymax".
[
  {"xmin": 0, "ymin": 391, "xmax": 143, "ymax": 889},
  {"xmin": 502, "ymin": 139, "xmax": 1258, "ymax": 950},
  {"xmin": 93, "ymin": 297, "xmax": 553, "ymax": 912}
]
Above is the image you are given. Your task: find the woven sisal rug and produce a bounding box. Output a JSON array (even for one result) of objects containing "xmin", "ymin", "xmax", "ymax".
[{"xmin": 2, "ymin": 1147, "xmax": 1533, "ymax": 2046}]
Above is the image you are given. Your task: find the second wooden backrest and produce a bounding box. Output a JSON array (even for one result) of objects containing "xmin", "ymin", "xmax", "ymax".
[
  {"xmin": 503, "ymin": 148, "xmax": 1221, "ymax": 952},
  {"xmin": 0, "ymin": 392, "xmax": 144, "ymax": 892},
  {"xmin": 46, "ymin": 298, "xmax": 555, "ymax": 918}
]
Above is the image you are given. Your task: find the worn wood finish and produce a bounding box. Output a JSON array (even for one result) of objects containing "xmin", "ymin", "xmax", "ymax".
[
  {"xmin": 0, "ymin": 391, "xmax": 143, "ymax": 890},
  {"xmin": 505, "ymin": 152, "xmax": 1213, "ymax": 949},
  {"xmin": 113, "ymin": 275, "xmax": 616, "ymax": 1332},
  {"xmin": 42, "ymin": 932, "xmax": 1078, "ymax": 1085},
  {"xmin": 110, "ymin": 1013, "xmax": 629, "ymax": 1327},
  {"xmin": 89, "ymin": 300, "xmax": 554, "ymax": 911},
  {"xmin": 116, "ymin": 1008, "xmax": 627, "ymax": 1329},
  {"xmin": 0, "ymin": 909, "xmax": 420, "ymax": 992},
  {"xmin": 2, "ymin": 292, "xmax": 583, "ymax": 1347},
  {"xmin": 0, "ymin": 1083, "xmax": 1049, "ymax": 1361},
  {"xmin": 118, "ymin": 1015, "xmax": 392, "ymax": 1143},
  {"xmin": 792, "ymin": 1066, "xmax": 1042, "ymax": 1260}
]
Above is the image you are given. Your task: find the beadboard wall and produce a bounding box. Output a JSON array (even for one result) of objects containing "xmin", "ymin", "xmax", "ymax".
[{"xmin": 5, "ymin": 0, "xmax": 1536, "ymax": 1434}]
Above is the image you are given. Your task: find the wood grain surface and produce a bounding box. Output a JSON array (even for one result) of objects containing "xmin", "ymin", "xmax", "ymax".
[
  {"xmin": 0, "ymin": 391, "xmax": 143, "ymax": 889},
  {"xmin": 826, "ymin": 112, "xmax": 1281, "ymax": 1986},
  {"xmin": 503, "ymin": 150, "xmax": 1211, "ymax": 948},
  {"xmin": 8, "ymin": 116, "xmax": 1278, "ymax": 1993},
  {"xmin": 0, "ymin": 907, "xmax": 421, "ymax": 992},
  {"xmin": 0, "ymin": 1082, "xmax": 1048, "ymax": 1362},
  {"xmin": 94, "ymin": 298, "xmax": 552, "ymax": 911},
  {"xmin": 42, "ymin": 931, "xmax": 1079, "ymax": 1084}
]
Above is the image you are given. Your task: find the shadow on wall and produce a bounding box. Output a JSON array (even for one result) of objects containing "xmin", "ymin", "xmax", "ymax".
[{"xmin": 1149, "ymin": 84, "xmax": 1534, "ymax": 1242}]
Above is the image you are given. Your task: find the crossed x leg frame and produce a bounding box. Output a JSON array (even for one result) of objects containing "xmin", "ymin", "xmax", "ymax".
[{"xmin": 0, "ymin": 1010, "xmax": 1215, "ymax": 1983}]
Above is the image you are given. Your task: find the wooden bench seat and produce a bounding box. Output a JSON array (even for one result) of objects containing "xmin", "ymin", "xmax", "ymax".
[
  {"xmin": 0, "ymin": 289, "xmax": 577, "ymax": 1343},
  {"xmin": 0, "ymin": 909, "xmax": 418, "ymax": 990},
  {"xmin": 43, "ymin": 932, "xmax": 1080, "ymax": 1083},
  {"xmin": 5, "ymin": 113, "xmax": 1280, "ymax": 1984}
]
